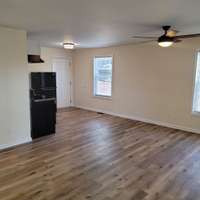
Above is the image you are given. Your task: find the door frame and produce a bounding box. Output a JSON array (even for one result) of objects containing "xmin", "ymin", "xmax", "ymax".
[{"xmin": 52, "ymin": 58, "xmax": 73, "ymax": 108}]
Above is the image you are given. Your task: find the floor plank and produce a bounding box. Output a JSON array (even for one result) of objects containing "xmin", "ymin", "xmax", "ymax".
[{"xmin": 0, "ymin": 107, "xmax": 200, "ymax": 200}]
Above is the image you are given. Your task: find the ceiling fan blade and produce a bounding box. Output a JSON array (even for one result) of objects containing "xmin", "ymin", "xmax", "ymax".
[
  {"xmin": 132, "ymin": 36, "xmax": 158, "ymax": 39},
  {"xmin": 174, "ymin": 39, "xmax": 182, "ymax": 43},
  {"xmin": 134, "ymin": 40, "xmax": 157, "ymax": 45},
  {"xmin": 175, "ymin": 33, "xmax": 200, "ymax": 39}
]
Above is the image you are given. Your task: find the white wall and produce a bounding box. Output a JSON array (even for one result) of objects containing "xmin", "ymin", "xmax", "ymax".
[
  {"xmin": 73, "ymin": 39, "xmax": 200, "ymax": 133},
  {"xmin": 0, "ymin": 26, "xmax": 31, "ymax": 149}
]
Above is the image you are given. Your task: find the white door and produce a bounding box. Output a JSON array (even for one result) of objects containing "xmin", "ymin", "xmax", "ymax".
[{"xmin": 53, "ymin": 59, "xmax": 71, "ymax": 108}]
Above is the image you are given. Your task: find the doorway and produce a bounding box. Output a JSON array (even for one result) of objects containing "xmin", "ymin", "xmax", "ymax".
[{"xmin": 52, "ymin": 58, "xmax": 72, "ymax": 108}]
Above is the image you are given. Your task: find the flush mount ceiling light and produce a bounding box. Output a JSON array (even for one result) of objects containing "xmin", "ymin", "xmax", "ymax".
[{"xmin": 63, "ymin": 42, "xmax": 75, "ymax": 49}]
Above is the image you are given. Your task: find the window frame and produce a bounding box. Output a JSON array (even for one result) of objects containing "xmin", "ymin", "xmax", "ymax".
[
  {"xmin": 93, "ymin": 55, "xmax": 114, "ymax": 99},
  {"xmin": 192, "ymin": 50, "xmax": 200, "ymax": 116}
]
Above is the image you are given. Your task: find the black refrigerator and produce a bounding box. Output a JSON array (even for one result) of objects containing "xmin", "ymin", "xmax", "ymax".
[{"xmin": 30, "ymin": 72, "xmax": 57, "ymax": 139}]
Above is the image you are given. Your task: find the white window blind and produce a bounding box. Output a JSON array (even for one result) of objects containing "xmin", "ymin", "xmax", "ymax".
[
  {"xmin": 93, "ymin": 57, "xmax": 113, "ymax": 97},
  {"xmin": 193, "ymin": 52, "xmax": 200, "ymax": 113}
]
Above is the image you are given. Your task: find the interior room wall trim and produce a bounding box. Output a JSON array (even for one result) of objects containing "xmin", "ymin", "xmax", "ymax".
[
  {"xmin": 0, "ymin": 137, "xmax": 32, "ymax": 151},
  {"xmin": 76, "ymin": 105, "xmax": 200, "ymax": 135}
]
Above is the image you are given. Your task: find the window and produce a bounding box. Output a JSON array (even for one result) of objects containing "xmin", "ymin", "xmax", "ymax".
[
  {"xmin": 193, "ymin": 52, "xmax": 200, "ymax": 113},
  {"xmin": 93, "ymin": 56, "xmax": 113, "ymax": 97}
]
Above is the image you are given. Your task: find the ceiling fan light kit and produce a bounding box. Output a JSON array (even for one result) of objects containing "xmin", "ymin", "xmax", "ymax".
[
  {"xmin": 132, "ymin": 25, "xmax": 200, "ymax": 48},
  {"xmin": 158, "ymin": 35, "xmax": 174, "ymax": 47}
]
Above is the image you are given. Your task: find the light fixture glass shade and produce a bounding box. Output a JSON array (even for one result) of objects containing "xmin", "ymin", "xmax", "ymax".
[
  {"xmin": 158, "ymin": 41, "xmax": 173, "ymax": 47},
  {"xmin": 158, "ymin": 35, "xmax": 174, "ymax": 47},
  {"xmin": 63, "ymin": 43, "xmax": 74, "ymax": 49}
]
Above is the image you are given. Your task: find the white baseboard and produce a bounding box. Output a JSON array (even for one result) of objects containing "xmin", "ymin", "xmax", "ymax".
[
  {"xmin": 0, "ymin": 137, "xmax": 32, "ymax": 151},
  {"xmin": 1, "ymin": 106, "xmax": 199, "ymax": 151},
  {"xmin": 76, "ymin": 105, "xmax": 200, "ymax": 134}
]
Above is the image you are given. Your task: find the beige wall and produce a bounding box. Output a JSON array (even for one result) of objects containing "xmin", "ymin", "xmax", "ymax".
[
  {"xmin": 0, "ymin": 26, "xmax": 31, "ymax": 149},
  {"xmin": 1, "ymin": 25, "xmax": 200, "ymax": 150},
  {"xmin": 73, "ymin": 39, "xmax": 200, "ymax": 133}
]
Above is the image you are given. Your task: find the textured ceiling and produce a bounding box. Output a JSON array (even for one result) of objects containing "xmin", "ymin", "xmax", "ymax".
[{"xmin": 0, "ymin": 0, "xmax": 200, "ymax": 48}]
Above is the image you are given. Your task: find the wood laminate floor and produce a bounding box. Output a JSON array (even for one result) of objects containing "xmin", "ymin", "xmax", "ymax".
[{"xmin": 1, "ymin": 108, "xmax": 200, "ymax": 200}]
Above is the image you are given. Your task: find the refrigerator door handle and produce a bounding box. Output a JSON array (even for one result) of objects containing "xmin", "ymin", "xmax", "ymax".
[{"xmin": 33, "ymin": 98, "xmax": 56, "ymax": 103}]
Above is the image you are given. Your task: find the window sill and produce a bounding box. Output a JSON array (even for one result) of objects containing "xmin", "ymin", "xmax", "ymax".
[
  {"xmin": 93, "ymin": 95, "xmax": 113, "ymax": 101},
  {"xmin": 192, "ymin": 111, "xmax": 200, "ymax": 117}
]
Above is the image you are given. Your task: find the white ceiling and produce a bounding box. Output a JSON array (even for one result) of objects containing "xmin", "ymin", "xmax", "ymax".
[{"xmin": 0, "ymin": 0, "xmax": 200, "ymax": 48}]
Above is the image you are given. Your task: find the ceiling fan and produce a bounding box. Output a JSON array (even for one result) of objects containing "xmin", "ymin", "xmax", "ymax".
[{"xmin": 132, "ymin": 26, "xmax": 200, "ymax": 47}]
